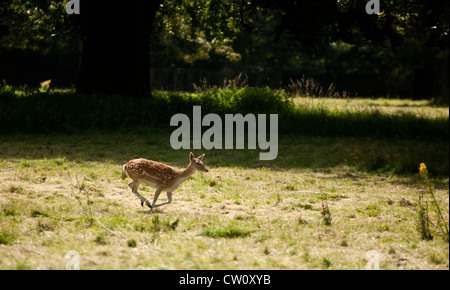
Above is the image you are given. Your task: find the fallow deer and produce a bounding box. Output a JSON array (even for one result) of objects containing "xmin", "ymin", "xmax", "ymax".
[
  {"xmin": 40, "ymin": 79, "xmax": 51, "ymax": 90},
  {"xmin": 121, "ymin": 152, "xmax": 208, "ymax": 211}
]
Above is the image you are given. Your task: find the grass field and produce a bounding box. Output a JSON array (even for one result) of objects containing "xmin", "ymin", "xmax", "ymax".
[
  {"xmin": 293, "ymin": 97, "xmax": 449, "ymax": 119},
  {"xmin": 0, "ymin": 95, "xmax": 448, "ymax": 270}
]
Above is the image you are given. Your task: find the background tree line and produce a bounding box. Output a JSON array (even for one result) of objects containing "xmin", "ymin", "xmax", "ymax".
[{"xmin": 0, "ymin": 0, "xmax": 448, "ymax": 102}]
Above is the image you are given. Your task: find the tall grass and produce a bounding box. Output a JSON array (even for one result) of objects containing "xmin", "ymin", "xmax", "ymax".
[{"xmin": 0, "ymin": 85, "xmax": 448, "ymax": 140}]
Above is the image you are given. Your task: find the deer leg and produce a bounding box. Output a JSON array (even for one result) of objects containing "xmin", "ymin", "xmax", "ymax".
[
  {"xmin": 151, "ymin": 191, "xmax": 173, "ymax": 209},
  {"xmin": 129, "ymin": 181, "xmax": 151, "ymax": 209},
  {"xmin": 150, "ymin": 188, "xmax": 162, "ymax": 209}
]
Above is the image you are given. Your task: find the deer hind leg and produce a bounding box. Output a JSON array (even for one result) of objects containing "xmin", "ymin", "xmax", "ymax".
[
  {"xmin": 129, "ymin": 181, "xmax": 152, "ymax": 209},
  {"xmin": 151, "ymin": 191, "xmax": 172, "ymax": 210}
]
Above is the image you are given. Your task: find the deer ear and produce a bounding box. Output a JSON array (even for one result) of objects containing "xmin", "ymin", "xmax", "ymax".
[
  {"xmin": 198, "ymin": 154, "xmax": 205, "ymax": 160},
  {"xmin": 189, "ymin": 152, "xmax": 194, "ymax": 161}
]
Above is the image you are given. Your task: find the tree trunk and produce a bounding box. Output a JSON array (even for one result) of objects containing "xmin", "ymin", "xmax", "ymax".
[
  {"xmin": 77, "ymin": 0, "xmax": 162, "ymax": 98},
  {"xmin": 441, "ymin": 49, "xmax": 449, "ymax": 104}
]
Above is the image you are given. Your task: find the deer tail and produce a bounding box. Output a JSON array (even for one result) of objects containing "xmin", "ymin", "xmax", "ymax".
[{"xmin": 121, "ymin": 164, "xmax": 127, "ymax": 181}]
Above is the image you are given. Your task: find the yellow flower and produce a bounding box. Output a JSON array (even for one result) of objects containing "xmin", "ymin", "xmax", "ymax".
[{"xmin": 419, "ymin": 163, "xmax": 428, "ymax": 177}]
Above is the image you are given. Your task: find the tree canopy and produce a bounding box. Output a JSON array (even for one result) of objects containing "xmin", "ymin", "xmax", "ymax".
[{"xmin": 0, "ymin": 0, "xmax": 448, "ymax": 100}]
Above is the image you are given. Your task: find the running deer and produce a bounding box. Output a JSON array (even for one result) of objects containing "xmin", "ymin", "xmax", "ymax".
[
  {"xmin": 121, "ymin": 152, "xmax": 208, "ymax": 211},
  {"xmin": 40, "ymin": 79, "xmax": 51, "ymax": 90}
]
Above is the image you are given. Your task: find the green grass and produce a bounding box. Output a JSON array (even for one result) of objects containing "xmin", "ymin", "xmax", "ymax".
[
  {"xmin": 0, "ymin": 89, "xmax": 448, "ymax": 269},
  {"xmin": 201, "ymin": 222, "xmax": 253, "ymax": 238},
  {"xmin": 0, "ymin": 231, "xmax": 17, "ymax": 245},
  {"xmin": 0, "ymin": 87, "xmax": 447, "ymax": 140},
  {"xmin": 94, "ymin": 233, "xmax": 108, "ymax": 245},
  {"xmin": 2, "ymin": 208, "xmax": 19, "ymax": 217},
  {"xmin": 293, "ymin": 96, "xmax": 449, "ymax": 119},
  {"xmin": 31, "ymin": 209, "xmax": 51, "ymax": 218},
  {"xmin": 0, "ymin": 128, "xmax": 447, "ymax": 269}
]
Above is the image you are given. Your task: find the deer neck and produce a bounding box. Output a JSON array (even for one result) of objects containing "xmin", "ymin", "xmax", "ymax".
[{"xmin": 178, "ymin": 163, "xmax": 196, "ymax": 180}]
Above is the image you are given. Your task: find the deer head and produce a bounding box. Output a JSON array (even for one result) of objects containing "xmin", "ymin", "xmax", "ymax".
[{"xmin": 190, "ymin": 152, "xmax": 208, "ymax": 172}]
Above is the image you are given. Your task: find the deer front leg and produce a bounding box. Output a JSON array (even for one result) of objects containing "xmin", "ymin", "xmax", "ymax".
[
  {"xmin": 129, "ymin": 181, "xmax": 152, "ymax": 209},
  {"xmin": 150, "ymin": 189, "xmax": 174, "ymax": 210},
  {"xmin": 150, "ymin": 188, "xmax": 162, "ymax": 211},
  {"xmin": 151, "ymin": 192, "xmax": 173, "ymax": 209}
]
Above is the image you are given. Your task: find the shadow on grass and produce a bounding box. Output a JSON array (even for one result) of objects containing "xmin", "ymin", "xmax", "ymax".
[
  {"xmin": 0, "ymin": 88, "xmax": 448, "ymax": 140},
  {"xmin": 0, "ymin": 128, "xmax": 448, "ymax": 177}
]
